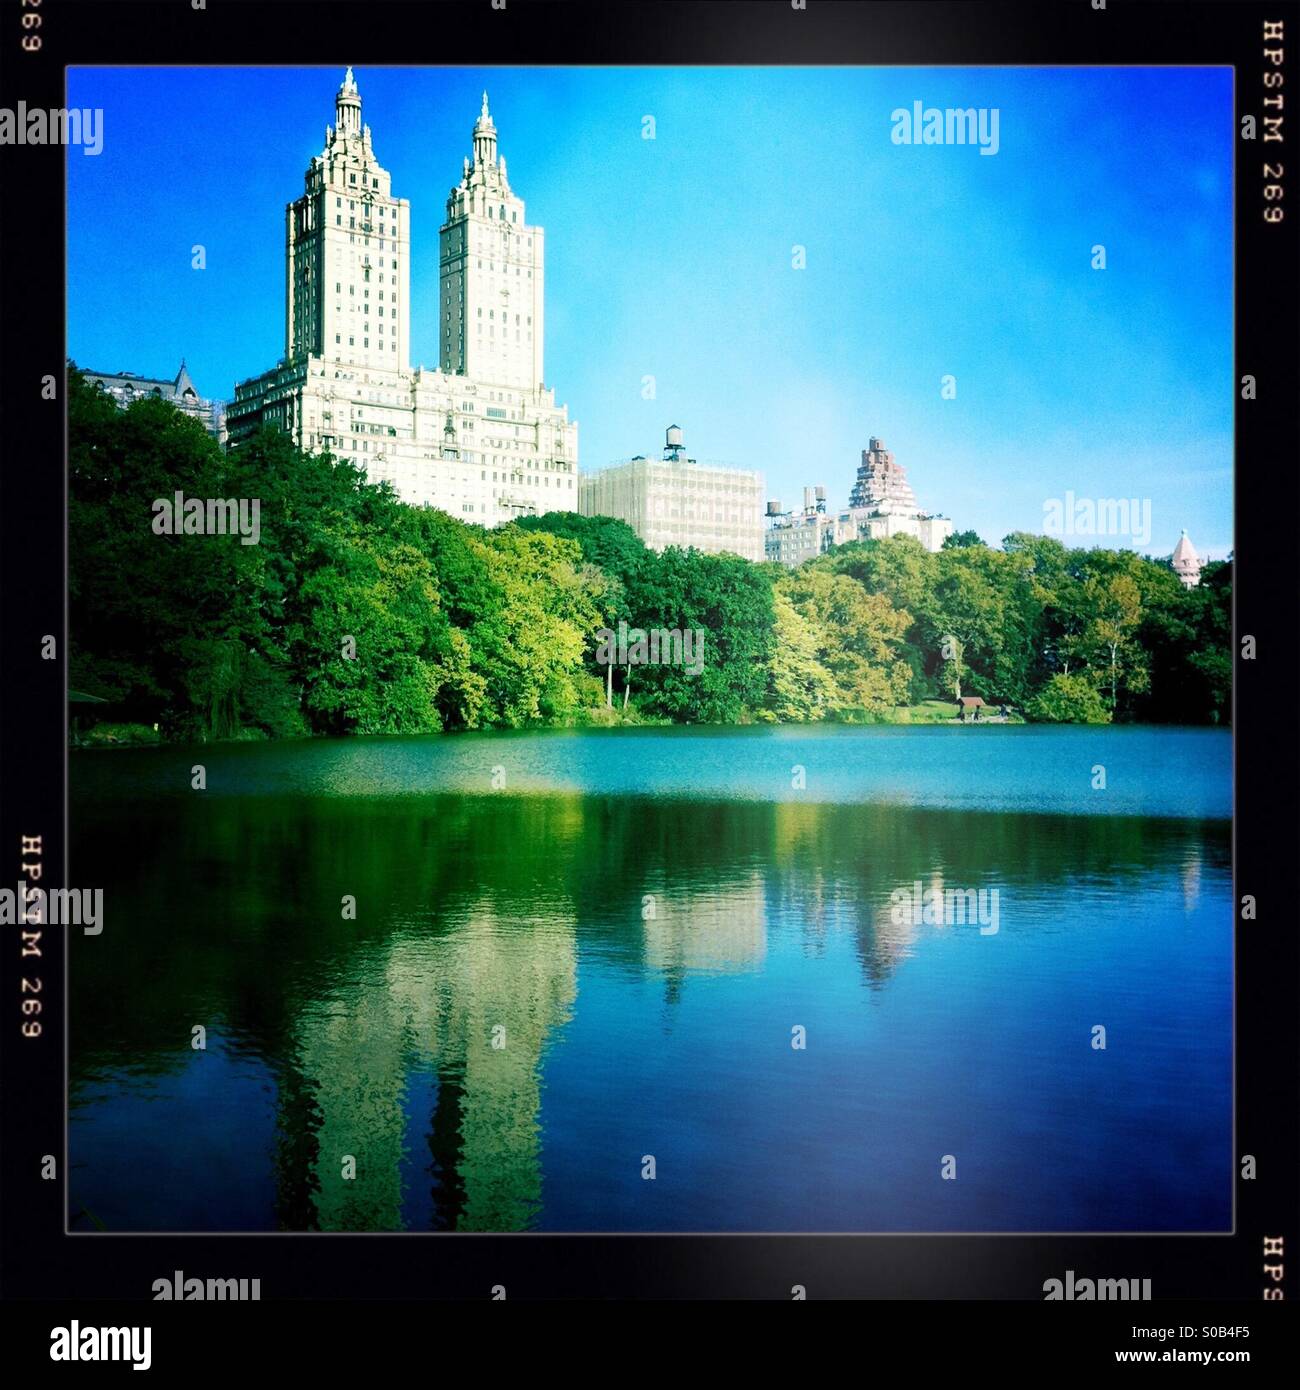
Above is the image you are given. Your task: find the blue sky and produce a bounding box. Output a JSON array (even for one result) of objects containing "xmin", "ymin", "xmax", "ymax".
[{"xmin": 67, "ymin": 66, "xmax": 1232, "ymax": 557}]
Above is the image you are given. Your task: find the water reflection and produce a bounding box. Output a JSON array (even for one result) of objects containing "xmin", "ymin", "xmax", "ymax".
[{"xmin": 70, "ymin": 771, "xmax": 1231, "ymax": 1232}]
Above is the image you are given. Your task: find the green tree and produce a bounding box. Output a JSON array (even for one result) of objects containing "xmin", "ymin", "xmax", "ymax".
[
  {"xmin": 779, "ymin": 567, "xmax": 912, "ymax": 711},
  {"xmin": 1027, "ymin": 673, "xmax": 1112, "ymax": 724},
  {"xmin": 624, "ymin": 547, "xmax": 775, "ymax": 722},
  {"xmin": 1081, "ymin": 572, "xmax": 1147, "ymax": 714},
  {"xmin": 68, "ymin": 366, "xmax": 1234, "ymax": 738},
  {"xmin": 516, "ymin": 511, "xmax": 646, "ymax": 588},
  {"xmin": 479, "ymin": 526, "xmax": 606, "ymax": 725},
  {"xmin": 762, "ymin": 593, "xmax": 839, "ymax": 722}
]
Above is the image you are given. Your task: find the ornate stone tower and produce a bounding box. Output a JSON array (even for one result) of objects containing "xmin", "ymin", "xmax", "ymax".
[
  {"xmin": 1171, "ymin": 530, "xmax": 1203, "ymax": 588},
  {"xmin": 229, "ymin": 71, "xmax": 579, "ymax": 526},
  {"xmin": 439, "ymin": 92, "xmax": 546, "ymax": 391},
  {"xmin": 284, "ymin": 68, "xmax": 411, "ymax": 372}
]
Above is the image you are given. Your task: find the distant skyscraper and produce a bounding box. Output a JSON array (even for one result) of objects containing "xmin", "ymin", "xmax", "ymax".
[{"xmin": 227, "ymin": 71, "xmax": 578, "ymax": 525}]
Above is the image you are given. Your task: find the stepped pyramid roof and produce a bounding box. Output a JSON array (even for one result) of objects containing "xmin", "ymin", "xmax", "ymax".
[{"xmin": 849, "ymin": 437, "xmax": 919, "ymax": 514}]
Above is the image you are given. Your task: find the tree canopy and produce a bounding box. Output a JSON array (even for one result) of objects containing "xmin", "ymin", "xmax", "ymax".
[{"xmin": 68, "ymin": 368, "xmax": 1231, "ymax": 740}]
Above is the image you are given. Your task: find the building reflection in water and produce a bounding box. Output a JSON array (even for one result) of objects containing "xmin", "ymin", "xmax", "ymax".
[
  {"xmin": 68, "ymin": 770, "xmax": 1231, "ymax": 1234},
  {"xmin": 281, "ymin": 902, "xmax": 577, "ymax": 1231}
]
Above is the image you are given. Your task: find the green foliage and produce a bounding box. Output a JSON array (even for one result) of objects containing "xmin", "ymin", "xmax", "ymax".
[
  {"xmin": 77, "ymin": 722, "xmax": 163, "ymax": 747},
  {"xmin": 775, "ymin": 567, "xmax": 912, "ymax": 713},
  {"xmin": 68, "ymin": 368, "xmax": 1232, "ymax": 740},
  {"xmin": 516, "ymin": 511, "xmax": 646, "ymax": 591},
  {"xmin": 761, "ymin": 593, "xmax": 839, "ymax": 722},
  {"xmin": 620, "ymin": 546, "xmax": 776, "ymax": 722},
  {"xmin": 1026, "ymin": 673, "xmax": 1113, "ymax": 724}
]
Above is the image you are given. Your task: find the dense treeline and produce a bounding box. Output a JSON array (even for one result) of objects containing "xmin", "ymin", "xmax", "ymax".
[{"xmin": 69, "ymin": 368, "xmax": 1230, "ymax": 741}]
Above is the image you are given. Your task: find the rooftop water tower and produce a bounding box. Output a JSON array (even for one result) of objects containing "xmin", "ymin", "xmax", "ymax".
[{"xmin": 664, "ymin": 424, "xmax": 685, "ymax": 461}]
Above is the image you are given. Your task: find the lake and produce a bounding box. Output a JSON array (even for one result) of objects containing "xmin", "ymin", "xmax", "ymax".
[{"xmin": 69, "ymin": 724, "xmax": 1232, "ymax": 1233}]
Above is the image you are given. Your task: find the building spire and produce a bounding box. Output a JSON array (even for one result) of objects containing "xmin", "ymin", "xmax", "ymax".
[
  {"xmin": 473, "ymin": 89, "xmax": 498, "ymax": 169},
  {"xmin": 1171, "ymin": 529, "xmax": 1202, "ymax": 588},
  {"xmin": 335, "ymin": 66, "xmax": 362, "ymax": 138}
]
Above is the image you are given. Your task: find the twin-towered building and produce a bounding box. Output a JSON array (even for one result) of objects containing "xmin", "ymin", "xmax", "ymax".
[
  {"xmin": 226, "ymin": 70, "xmax": 578, "ymax": 525},
  {"xmin": 218, "ymin": 71, "xmax": 949, "ymax": 569},
  {"xmin": 87, "ymin": 72, "xmax": 1210, "ymax": 586}
]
